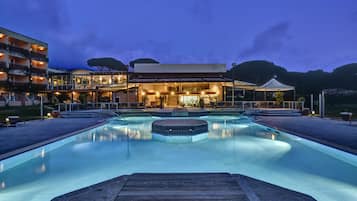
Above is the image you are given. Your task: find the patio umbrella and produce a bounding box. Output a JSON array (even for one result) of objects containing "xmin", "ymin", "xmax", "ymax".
[{"xmin": 255, "ymin": 78, "xmax": 295, "ymax": 100}]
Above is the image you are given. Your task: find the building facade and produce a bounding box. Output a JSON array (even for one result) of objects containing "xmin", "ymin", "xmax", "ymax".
[
  {"xmin": 47, "ymin": 64, "xmax": 234, "ymax": 108},
  {"xmin": 0, "ymin": 27, "xmax": 48, "ymax": 106},
  {"xmin": 47, "ymin": 68, "xmax": 130, "ymax": 105},
  {"xmin": 131, "ymin": 64, "xmax": 232, "ymax": 107}
]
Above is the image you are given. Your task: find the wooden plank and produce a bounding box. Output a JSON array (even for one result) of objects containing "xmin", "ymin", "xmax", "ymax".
[{"xmin": 115, "ymin": 173, "xmax": 249, "ymax": 201}]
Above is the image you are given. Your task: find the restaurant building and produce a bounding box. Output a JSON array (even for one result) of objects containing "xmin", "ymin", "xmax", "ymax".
[
  {"xmin": 47, "ymin": 63, "xmax": 234, "ymax": 108},
  {"xmin": 130, "ymin": 63, "xmax": 232, "ymax": 107}
]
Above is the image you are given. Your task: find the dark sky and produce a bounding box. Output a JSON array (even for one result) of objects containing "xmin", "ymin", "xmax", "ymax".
[{"xmin": 1, "ymin": 0, "xmax": 357, "ymax": 72}]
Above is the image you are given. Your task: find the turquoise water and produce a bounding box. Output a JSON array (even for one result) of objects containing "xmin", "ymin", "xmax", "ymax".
[{"xmin": 0, "ymin": 115, "xmax": 356, "ymax": 201}]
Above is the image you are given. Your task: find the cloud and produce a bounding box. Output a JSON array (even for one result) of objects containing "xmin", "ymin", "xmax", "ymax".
[
  {"xmin": 0, "ymin": 0, "xmax": 69, "ymax": 32},
  {"xmin": 190, "ymin": 0, "xmax": 214, "ymax": 24},
  {"xmin": 240, "ymin": 22, "xmax": 291, "ymax": 57}
]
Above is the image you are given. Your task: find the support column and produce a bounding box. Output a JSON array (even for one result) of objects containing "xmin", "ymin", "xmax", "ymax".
[
  {"xmin": 310, "ymin": 94, "xmax": 313, "ymax": 112},
  {"xmin": 319, "ymin": 93, "xmax": 322, "ymax": 118},
  {"xmin": 126, "ymin": 73, "xmax": 129, "ymax": 108},
  {"xmin": 231, "ymin": 82, "xmax": 235, "ymax": 106},
  {"xmin": 321, "ymin": 91, "xmax": 325, "ymax": 118}
]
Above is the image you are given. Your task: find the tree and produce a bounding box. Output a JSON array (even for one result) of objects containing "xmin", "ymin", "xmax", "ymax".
[
  {"xmin": 87, "ymin": 57, "xmax": 127, "ymax": 71},
  {"xmin": 129, "ymin": 58, "xmax": 159, "ymax": 68}
]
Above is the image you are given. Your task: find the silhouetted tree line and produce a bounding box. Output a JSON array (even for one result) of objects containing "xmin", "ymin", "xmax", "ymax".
[{"xmin": 227, "ymin": 61, "xmax": 357, "ymax": 98}]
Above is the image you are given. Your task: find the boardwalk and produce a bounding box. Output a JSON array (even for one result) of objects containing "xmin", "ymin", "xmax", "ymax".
[
  {"xmin": 52, "ymin": 173, "xmax": 316, "ymax": 201},
  {"xmin": 255, "ymin": 116, "xmax": 357, "ymax": 154}
]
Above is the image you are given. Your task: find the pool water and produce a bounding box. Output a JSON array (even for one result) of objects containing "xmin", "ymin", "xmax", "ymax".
[{"xmin": 0, "ymin": 115, "xmax": 356, "ymax": 201}]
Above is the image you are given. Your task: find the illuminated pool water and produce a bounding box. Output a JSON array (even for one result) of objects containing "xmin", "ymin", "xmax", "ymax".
[{"xmin": 0, "ymin": 115, "xmax": 356, "ymax": 201}]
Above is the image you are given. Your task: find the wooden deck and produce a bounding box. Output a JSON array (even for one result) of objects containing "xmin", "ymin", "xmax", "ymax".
[
  {"xmin": 116, "ymin": 173, "xmax": 248, "ymax": 201},
  {"xmin": 52, "ymin": 173, "xmax": 317, "ymax": 201}
]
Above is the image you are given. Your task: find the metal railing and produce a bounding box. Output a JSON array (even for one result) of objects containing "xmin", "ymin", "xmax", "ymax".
[
  {"xmin": 57, "ymin": 102, "xmax": 120, "ymax": 112},
  {"xmin": 215, "ymin": 101, "xmax": 304, "ymax": 110}
]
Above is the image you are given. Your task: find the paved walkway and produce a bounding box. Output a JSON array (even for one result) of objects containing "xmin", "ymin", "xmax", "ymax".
[
  {"xmin": 255, "ymin": 116, "xmax": 357, "ymax": 154},
  {"xmin": 52, "ymin": 173, "xmax": 316, "ymax": 201},
  {"xmin": 0, "ymin": 118, "xmax": 105, "ymax": 159}
]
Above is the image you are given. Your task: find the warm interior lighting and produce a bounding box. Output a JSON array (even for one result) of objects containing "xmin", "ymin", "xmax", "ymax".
[
  {"xmin": 156, "ymin": 91, "xmax": 160, "ymax": 96},
  {"xmin": 39, "ymin": 61, "xmax": 44, "ymax": 65},
  {"xmin": 170, "ymin": 91, "xmax": 175, "ymax": 95},
  {"xmin": 0, "ymin": 72, "xmax": 4, "ymax": 75},
  {"xmin": 141, "ymin": 91, "xmax": 146, "ymax": 96},
  {"xmin": 39, "ymin": 77, "xmax": 44, "ymax": 81},
  {"xmin": 0, "ymin": 33, "xmax": 4, "ymax": 39},
  {"xmin": 38, "ymin": 46, "xmax": 45, "ymax": 51},
  {"xmin": 0, "ymin": 53, "xmax": 3, "ymax": 57},
  {"xmin": 72, "ymin": 91, "xmax": 76, "ymax": 95},
  {"xmin": 55, "ymin": 92, "xmax": 60, "ymax": 95},
  {"xmin": 201, "ymin": 91, "xmax": 205, "ymax": 95},
  {"xmin": 186, "ymin": 91, "xmax": 190, "ymax": 95}
]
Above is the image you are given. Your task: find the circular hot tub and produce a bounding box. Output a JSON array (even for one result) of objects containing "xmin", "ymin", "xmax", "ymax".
[{"xmin": 152, "ymin": 119, "xmax": 208, "ymax": 143}]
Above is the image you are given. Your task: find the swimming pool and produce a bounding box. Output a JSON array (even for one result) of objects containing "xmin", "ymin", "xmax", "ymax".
[{"xmin": 0, "ymin": 115, "xmax": 356, "ymax": 201}]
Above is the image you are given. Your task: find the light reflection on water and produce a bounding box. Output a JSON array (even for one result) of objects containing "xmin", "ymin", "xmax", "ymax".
[{"xmin": 0, "ymin": 115, "xmax": 356, "ymax": 201}]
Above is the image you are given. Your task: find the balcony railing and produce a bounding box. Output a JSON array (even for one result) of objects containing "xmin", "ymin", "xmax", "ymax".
[
  {"xmin": 10, "ymin": 63, "xmax": 29, "ymax": 71},
  {"xmin": 10, "ymin": 79, "xmax": 30, "ymax": 84},
  {"xmin": 32, "ymin": 81, "xmax": 48, "ymax": 85},
  {"xmin": 0, "ymin": 42, "xmax": 7, "ymax": 50},
  {"xmin": 31, "ymin": 67, "xmax": 47, "ymax": 75},
  {"xmin": 8, "ymin": 45, "xmax": 29, "ymax": 57},
  {"xmin": 30, "ymin": 52, "xmax": 48, "ymax": 62},
  {"xmin": 49, "ymin": 84, "xmax": 74, "ymax": 90}
]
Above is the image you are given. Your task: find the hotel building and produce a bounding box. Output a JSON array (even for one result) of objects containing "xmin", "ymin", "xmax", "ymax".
[{"xmin": 0, "ymin": 27, "xmax": 48, "ymax": 106}]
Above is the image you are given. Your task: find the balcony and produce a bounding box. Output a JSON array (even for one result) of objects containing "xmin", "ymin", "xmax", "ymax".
[
  {"xmin": 31, "ymin": 76, "xmax": 48, "ymax": 87},
  {"xmin": 10, "ymin": 63, "xmax": 29, "ymax": 71},
  {"xmin": 50, "ymin": 84, "xmax": 74, "ymax": 91},
  {"xmin": 31, "ymin": 67, "xmax": 47, "ymax": 76},
  {"xmin": 0, "ymin": 71, "xmax": 7, "ymax": 81},
  {"xmin": 8, "ymin": 69, "xmax": 28, "ymax": 76},
  {"xmin": 0, "ymin": 61, "xmax": 7, "ymax": 71},
  {"xmin": 0, "ymin": 42, "xmax": 7, "ymax": 50},
  {"xmin": 30, "ymin": 51, "xmax": 48, "ymax": 62},
  {"xmin": 8, "ymin": 45, "xmax": 29, "ymax": 57},
  {"xmin": 10, "ymin": 77, "xmax": 30, "ymax": 86}
]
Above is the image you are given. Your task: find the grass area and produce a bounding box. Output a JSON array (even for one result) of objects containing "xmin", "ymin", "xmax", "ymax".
[
  {"xmin": 325, "ymin": 104, "xmax": 357, "ymax": 120},
  {"xmin": 0, "ymin": 105, "xmax": 52, "ymax": 122}
]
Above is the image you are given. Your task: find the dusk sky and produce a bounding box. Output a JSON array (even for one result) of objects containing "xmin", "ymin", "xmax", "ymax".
[{"xmin": 1, "ymin": 0, "xmax": 357, "ymax": 72}]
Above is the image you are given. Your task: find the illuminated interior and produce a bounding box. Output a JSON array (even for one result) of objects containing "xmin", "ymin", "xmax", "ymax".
[{"xmin": 137, "ymin": 82, "xmax": 229, "ymax": 107}]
